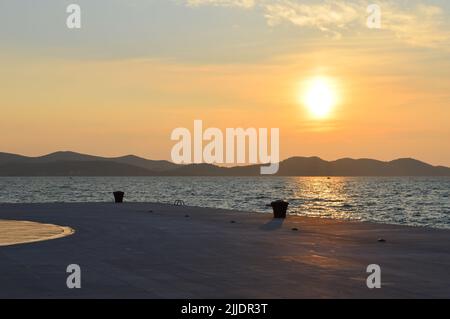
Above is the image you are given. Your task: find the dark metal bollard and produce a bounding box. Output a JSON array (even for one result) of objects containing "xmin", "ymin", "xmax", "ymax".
[
  {"xmin": 270, "ymin": 200, "xmax": 289, "ymax": 219},
  {"xmin": 113, "ymin": 191, "xmax": 125, "ymax": 203}
]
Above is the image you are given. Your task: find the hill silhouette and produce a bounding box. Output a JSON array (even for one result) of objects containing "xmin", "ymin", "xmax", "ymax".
[{"xmin": 0, "ymin": 151, "xmax": 449, "ymax": 176}]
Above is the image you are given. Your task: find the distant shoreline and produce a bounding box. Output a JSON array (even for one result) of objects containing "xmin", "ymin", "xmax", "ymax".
[{"xmin": 0, "ymin": 151, "xmax": 449, "ymax": 176}]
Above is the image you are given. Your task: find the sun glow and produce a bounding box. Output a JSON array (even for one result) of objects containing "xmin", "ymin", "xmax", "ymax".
[{"xmin": 300, "ymin": 77, "xmax": 338, "ymax": 119}]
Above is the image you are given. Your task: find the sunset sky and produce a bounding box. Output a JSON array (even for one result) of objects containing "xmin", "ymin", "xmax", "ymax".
[{"xmin": 1, "ymin": 0, "xmax": 450, "ymax": 166}]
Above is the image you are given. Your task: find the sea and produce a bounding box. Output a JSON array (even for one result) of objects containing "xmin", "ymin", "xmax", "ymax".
[{"xmin": 0, "ymin": 176, "xmax": 449, "ymax": 229}]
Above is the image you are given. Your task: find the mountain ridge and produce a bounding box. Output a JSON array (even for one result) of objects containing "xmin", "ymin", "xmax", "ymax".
[{"xmin": 0, "ymin": 151, "xmax": 449, "ymax": 176}]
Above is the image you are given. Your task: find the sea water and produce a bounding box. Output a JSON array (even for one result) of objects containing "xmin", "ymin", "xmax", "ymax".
[{"xmin": 0, "ymin": 176, "xmax": 449, "ymax": 229}]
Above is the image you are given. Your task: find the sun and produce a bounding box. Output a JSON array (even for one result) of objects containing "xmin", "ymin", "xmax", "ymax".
[{"xmin": 300, "ymin": 77, "xmax": 338, "ymax": 119}]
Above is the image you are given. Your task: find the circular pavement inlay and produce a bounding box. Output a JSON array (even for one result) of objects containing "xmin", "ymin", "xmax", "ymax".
[{"xmin": 0, "ymin": 220, "xmax": 74, "ymax": 247}]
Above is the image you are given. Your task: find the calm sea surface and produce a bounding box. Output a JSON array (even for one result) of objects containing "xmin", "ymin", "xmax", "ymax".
[{"xmin": 0, "ymin": 177, "xmax": 449, "ymax": 229}]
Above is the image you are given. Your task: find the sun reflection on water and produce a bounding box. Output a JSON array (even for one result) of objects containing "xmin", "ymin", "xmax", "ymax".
[{"xmin": 284, "ymin": 177, "xmax": 359, "ymax": 220}]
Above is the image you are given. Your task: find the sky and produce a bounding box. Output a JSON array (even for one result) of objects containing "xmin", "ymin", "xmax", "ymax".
[{"xmin": 1, "ymin": 0, "xmax": 450, "ymax": 166}]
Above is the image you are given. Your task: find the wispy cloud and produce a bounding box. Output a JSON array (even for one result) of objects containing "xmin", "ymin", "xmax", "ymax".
[
  {"xmin": 264, "ymin": 1, "xmax": 361, "ymax": 33},
  {"xmin": 380, "ymin": 2, "xmax": 449, "ymax": 47},
  {"xmin": 185, "ymin": 0, "xmax": 256, "ymax": 8},
  {"xmin": 181, "ymin": 0, "xmax": 450, "ymax": 47}
]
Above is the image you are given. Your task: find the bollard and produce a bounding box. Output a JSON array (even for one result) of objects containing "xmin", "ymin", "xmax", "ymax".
[
  {"xmin": 270, "ymin": 200, "xmax": 289, "ymax": 219},
  {"xmin": 113, "ymin": 191, "xmax": 125, "ymax": 203}
]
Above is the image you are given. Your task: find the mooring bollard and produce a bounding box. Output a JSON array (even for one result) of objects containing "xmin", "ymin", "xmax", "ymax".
[
  {"xmin": 270, "ymin": 200, "xmax": 289, "ymax": 219},
  {"xmin": 113, "ymin": 191, "xmax": 125, "ymax": 203}
]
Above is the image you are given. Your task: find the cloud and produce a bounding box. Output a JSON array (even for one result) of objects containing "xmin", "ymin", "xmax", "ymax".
[
  {"xmin": 380, "ymin": 2, "xmax": 449, "ymax": 47},
  {"xmin": 264, "ymin": 1, "xmax": 361, "ymax": 31},
  {"xmin": 181, "ymin": 0, "xmax": 450, "ymax": 47},
  {"xmin": 185, "ymin": 0, "xmax": 256, "ymax": 8},
  {"xmin": 262, "ymin": 0, "xmax": 449, "ymax": 47}
]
